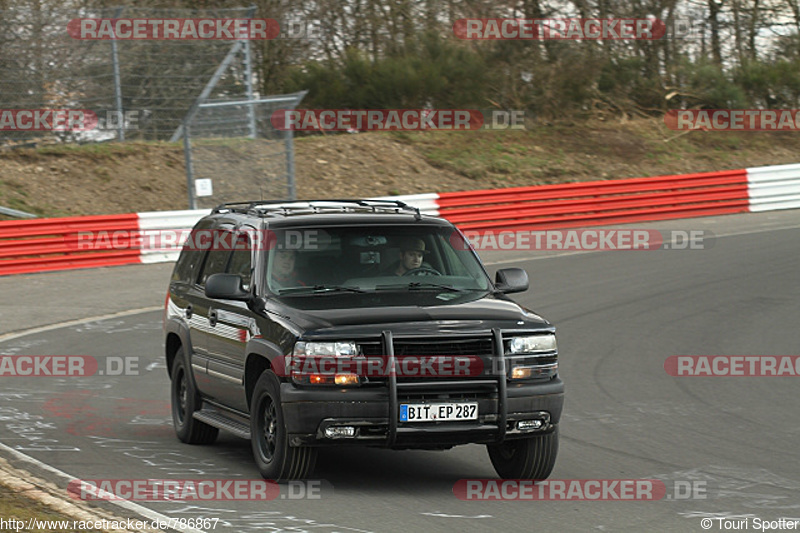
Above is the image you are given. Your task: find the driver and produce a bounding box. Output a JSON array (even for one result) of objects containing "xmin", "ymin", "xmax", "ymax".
[{"xmin": 391, "ymin": 237, "xmax": 429, "ymax": 276}]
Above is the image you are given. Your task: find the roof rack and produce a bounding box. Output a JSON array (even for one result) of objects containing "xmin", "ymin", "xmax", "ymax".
[{"xmin": 212, "ymin": 199, "xmax": 422, "ymax": 219}]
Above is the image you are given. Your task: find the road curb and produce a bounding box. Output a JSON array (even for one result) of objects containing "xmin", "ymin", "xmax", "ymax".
[{"xmin": 0, "ymin": 456, "xmax": 163, "ymax": 533}]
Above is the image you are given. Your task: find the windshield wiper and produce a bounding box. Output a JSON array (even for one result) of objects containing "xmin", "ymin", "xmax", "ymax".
[
  {"xmin": 278, "ymin": 285, "xmax": 368, "ymax": 295},
  {"xmin": 376, "ymin": 282, "xmax": 466, "ymax": 292}
]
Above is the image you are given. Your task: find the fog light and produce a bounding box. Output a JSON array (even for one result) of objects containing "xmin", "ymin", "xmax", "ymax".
[
  {"xmin": 517, "ymin": 419, "xmax": 544, "ymax": 431},
  {"xmin": 324, "ymin": 426, "xmax": 356, "ymax": 438},
  {"xmin": 511, "ymin": 366, "xmax": 533, "ymax": 380},
  {"xmin": 334, "ymin": 373, "xmax": 359, "ymax": 386},
  {"xmin": 510, "ymin": 363, "xmax": 557, "ymax": 380},
  {"xmin": 293, "ymin": 372, "xmax": 360, "ymax": 386}
]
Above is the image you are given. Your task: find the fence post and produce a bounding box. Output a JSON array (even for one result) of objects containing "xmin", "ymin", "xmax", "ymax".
[
  {"xmin": 111, "ymin": 7, "xmax": 125, "ymax": 141},
  {"xmin": 245, "ymin": 6, "xmax": 257, "ymax": 140},
  {"xmin": 183, "ymin": 121, "xmax": 196, "ymax": 210}
]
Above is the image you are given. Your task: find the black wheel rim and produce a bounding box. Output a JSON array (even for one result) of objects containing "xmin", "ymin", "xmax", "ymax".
[
  {"xmin": 258, "ymin": 395, "xmax": 278, "ymax": 463},
  {"xmin": 175, "ymin": 368, "xmax": 187, "ymax": 425}
]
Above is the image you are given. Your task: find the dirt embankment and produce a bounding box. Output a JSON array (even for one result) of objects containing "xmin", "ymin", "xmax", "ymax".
[{"xmin": 2, "ymin": 119, "xmax": 800, "ymax": 217}]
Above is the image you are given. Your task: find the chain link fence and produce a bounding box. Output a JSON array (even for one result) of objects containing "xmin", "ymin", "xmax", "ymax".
[
  {"xmin": 0, "ymin": 5, "xmax": 255, "ymax": 145},
  {"xmin": 183, "ymin": 92, "xmax": 306, "ymax": 209}
]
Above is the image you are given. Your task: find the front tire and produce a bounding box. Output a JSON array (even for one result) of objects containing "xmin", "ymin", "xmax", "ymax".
[
  {"xmin": 487, "ymin": 426, "xmax": 559, "ymax": 479},
  {"xmin": 170, "ymin": 349, "xmax": 218, "ymax": 444},
  {"xmin": 250, "ymin": 370, "xmax": 317, "ymax": 481}
]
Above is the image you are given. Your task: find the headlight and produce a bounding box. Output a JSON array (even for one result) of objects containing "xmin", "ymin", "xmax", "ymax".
[
  {"xmin": 291, "ymin": 341, "xmax": 361, "ymax": 386},
  {"xmin": 508, "ymin": 334, "xmax": 557, "ymax": 354},
  {"xmin": 293, "ymin": 341, "xmax": 358, "ymax": 357}
]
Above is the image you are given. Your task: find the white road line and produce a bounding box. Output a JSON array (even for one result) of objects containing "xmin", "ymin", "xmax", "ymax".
[
  {"xmin": 420, "ymin": 512, "xmax": 493, "ymax": 519},
  {"xmin": 0, "ymin": 306, "xmax": 162, "ymax": 344}
]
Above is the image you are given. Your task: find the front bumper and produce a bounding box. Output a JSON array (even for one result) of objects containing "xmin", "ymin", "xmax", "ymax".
[{"xmin": 281, "ymin": 376, "xmax": 564, "ymax": 448}]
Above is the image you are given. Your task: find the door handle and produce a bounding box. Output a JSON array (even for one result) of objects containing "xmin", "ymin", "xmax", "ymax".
[
  {"xmin": 209, "ymin": 309, "xmax": 218, "ymax": 327},
  {"xmin": 185, "ymin": 304, "xmax": 193, "ymax": 319}
]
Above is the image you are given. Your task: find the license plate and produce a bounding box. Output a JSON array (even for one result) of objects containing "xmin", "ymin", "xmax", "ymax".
[{"xmin": 399, "ymin": 402, "xmax": 478, "ymax": 422}]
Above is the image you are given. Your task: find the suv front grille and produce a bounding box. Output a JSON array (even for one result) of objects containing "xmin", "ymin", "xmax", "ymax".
[
  {"xmin": 359, "ymin": 338, "xmax": 494, "ymax": 357},
  {"xmin": 357, "ymin": 337, "xmax": 496, "ymax": 389}
]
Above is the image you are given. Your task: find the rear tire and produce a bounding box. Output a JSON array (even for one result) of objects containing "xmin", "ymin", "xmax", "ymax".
[
  {"xmin": 171, "ymin": 349, "xmax": 218, "ymax": 444},
  {"xmin": 250, "ymin": 370, "xmax": 317, "ymax": 481},
  {"xmin": 487, "ymin": 426, "xmax": 559, "ymax": 479}
]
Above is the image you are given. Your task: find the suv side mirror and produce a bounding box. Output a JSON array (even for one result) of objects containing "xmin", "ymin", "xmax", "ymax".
[
  {"xmin": 495, "ymin": 268, "xmax": 529, "ymax": 294},
  {"xmin": 205, "ymin": 273, "xmax": 250, "ymax": 301}
]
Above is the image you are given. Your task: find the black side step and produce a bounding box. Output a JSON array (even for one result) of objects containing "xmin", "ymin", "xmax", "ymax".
[{"xmin": 194, "ymin": 409, "xmax": 251, "ymax": 439}]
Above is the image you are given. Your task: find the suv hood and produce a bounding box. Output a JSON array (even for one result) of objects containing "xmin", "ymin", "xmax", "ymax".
[{"xmin": 284, "ymin": 293, "xmax": 552, "ymax": 338}]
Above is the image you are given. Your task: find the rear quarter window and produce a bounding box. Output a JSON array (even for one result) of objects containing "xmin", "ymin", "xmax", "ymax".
[{"xmin": 171, "ymin": 220, "xmax": 215, "ymax": 283}]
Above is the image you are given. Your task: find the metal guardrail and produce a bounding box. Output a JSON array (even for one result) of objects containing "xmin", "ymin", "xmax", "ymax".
[
  {"xmin": 437, "ymin": 169, "xmax": 751, "ymax": 232},
  {"xmin": 0, "ymin": 214, "xmax": 141, "ymax": 276},
  {"xmin": 747, "ymin": 163, "xmax": 800, "ymax": 212}
]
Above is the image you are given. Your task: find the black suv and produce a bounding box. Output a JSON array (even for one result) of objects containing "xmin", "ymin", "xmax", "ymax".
[{"xmin": 163, "ymin": 200, "xmax": 563, "ymax": 481}]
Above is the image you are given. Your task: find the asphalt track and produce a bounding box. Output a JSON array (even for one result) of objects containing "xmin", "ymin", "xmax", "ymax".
[{"xmin": 1, "ymin": 210, "xmax": 799, "ymax": 533}]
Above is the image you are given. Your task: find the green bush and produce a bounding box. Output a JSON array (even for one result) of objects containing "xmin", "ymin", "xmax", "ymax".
[{"xmin": 285, "ymin": 33, "xmax": 488, "ymax": 109}]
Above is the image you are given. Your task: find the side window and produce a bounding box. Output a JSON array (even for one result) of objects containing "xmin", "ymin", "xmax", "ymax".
[
  {"xmin": 198, "ymin": 249, "xmax": 231, "ymax": 285},
  {"xmin": 228, "ymin": 233, "xmax": 253, "ymax": 290},
  {"xmin": 172, "ymin": 221, "xmax": 214, "ymax": 282},
  {"xmin": 172, "ymin": 249, "xmax": 202, "ymax": 283},
  {"xmin": 197, "ymin": 226, "xmax": 234, "ymax": 287}
]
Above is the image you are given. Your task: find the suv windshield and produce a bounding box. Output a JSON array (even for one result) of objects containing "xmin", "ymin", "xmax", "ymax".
[{"xmin": 264, "ymin": 225, "xmax": 490, "ymax": 300}]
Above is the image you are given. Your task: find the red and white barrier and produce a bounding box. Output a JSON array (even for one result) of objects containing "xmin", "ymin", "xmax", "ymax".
[
  {"xmin": 747, "ymin": 163, "xmax": 800, "ymax": 212},
  {"xmin": 1, "ymin": 163, "xmax": 799, "ymax": 276},
  {"xmin": 138, "ymin": 209, "xmax": 210, "ymax": 264}
]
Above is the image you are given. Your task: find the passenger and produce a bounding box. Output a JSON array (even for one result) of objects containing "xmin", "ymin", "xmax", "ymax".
[{"xmin": 271, "ymin": 248, "xmax": 305, "ymax": 287}]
